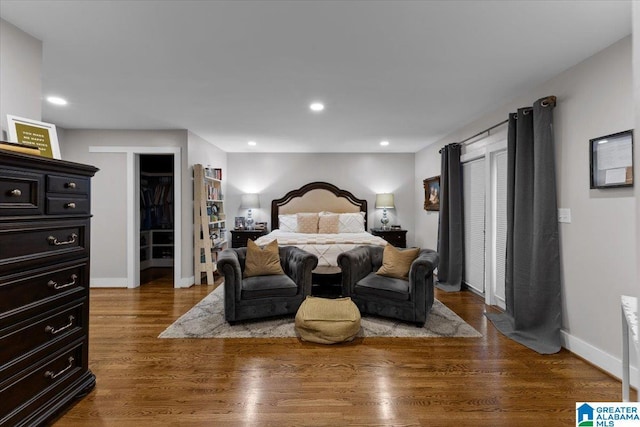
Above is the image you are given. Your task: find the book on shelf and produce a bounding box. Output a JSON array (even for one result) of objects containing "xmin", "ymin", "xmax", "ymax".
[
  {"xmin": 204, "ymin": 167, "xmax": 223, "ymax": 180},
  {"xmin": 0, "ymin": 140, "xmax": 41, "ymax": 155}
]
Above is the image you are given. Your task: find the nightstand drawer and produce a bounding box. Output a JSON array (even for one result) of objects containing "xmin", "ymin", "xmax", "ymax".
[
  {"xmin": 231, "ymin": 229, "xmax": 268, "ymax": 248},
  {"xmin": 370, "ymin": 229, "xmax": 408, "ymax": 248}
]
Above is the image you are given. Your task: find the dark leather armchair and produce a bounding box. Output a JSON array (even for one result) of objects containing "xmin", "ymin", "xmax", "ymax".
[
  {"xmin": 338, "ymin": 246, "xmax": 439, "ymax": 326},
  {"xmin": 217, "ymin": 246, "xmax": 318, "ymax": 323}
]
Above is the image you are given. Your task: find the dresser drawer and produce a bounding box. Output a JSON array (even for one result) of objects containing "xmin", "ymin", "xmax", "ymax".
[
  {"xmin": 1, "ymin": 302, "xmax": 85, "ymax": 379},
  {"xmin": 0, "ymin": 169, "xmax": 44, "ymax": 216},
  {"xmin": 0, "ymin": 220, "xmax": 89, "ymax": 274},
  {"xmin": 46, "ymin": 196, "xmax": 90, "ymax": 215},
  {"xmin": 47, "ymin": 175, "xmax": 90, "ymax": 195},
  {"xmin": 0, "ymin": 340, "xmax": 87, "ymax": 424},
  {"xmin": 0, "ymin": 261, "xmax": 87, "ymax": 324}
]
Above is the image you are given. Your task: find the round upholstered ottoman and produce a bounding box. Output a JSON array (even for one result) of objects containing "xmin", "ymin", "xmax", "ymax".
[{"xmin": 295, "ymin": 296, "xmax": 361, "ymax": 344}]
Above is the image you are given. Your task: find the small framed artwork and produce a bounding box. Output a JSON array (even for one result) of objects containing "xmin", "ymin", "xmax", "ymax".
[
  {"xmin": 423, "ymin": 175, "xmax": 440, "ymax": 211},
  {"xmin": 234, "ymin": 217, "xmax": 245, "ymax": 229},
  {"xmin": 590, "ymin": 130, "xmax": 634, "ymax": 189},
  {"xmin": 7, "ymin": 115, "xmax": 61, "ymax": 159}
]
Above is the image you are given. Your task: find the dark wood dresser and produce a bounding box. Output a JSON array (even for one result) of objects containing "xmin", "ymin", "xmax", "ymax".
[{"xmin": 0, "ymin": 149, "xmax": 98, "ymax": 426}]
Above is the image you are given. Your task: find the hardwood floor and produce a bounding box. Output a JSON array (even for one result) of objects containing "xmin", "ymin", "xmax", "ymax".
[{"xmin": 53, "ymin": 276, "xmax": 633, "ymax": 426}]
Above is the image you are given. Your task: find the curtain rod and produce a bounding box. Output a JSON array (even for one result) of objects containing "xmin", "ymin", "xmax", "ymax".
[
  {"xmin": 459, "ymin": 95, "xmax": 557, "ymax": 147},
  {"xmin": 460, "ymin": 119, "xmax": 509, "ymax": 146}
]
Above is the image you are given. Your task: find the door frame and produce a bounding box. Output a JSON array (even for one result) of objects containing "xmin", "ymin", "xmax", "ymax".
[
  {"xmin": 460, "ymin": 129, "xmax": 507, "ymax": 307},
  {"xmin": 89, "ymin": 146, "xmax": 182, "ymax": 288}
]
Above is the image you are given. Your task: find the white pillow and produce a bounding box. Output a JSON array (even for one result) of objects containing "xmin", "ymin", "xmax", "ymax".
[
  {"xmin": 338, "ymin": 212, "xmax": 365, "ymax": 233},
  {"xmin": 278, "ymin": 214, "xmax": 297, "ymax": 232}
]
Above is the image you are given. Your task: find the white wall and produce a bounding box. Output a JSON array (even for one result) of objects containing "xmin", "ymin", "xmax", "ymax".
[
  {"xmin": 227, "ymin": 153, "xmax": 416, "ymax": 245},
  {"xmin": 61, "ymin": 129, "xmax": 190, "ymax": 285},
  {"xmin": 415, "ymin": 36, "xmax": 636, "ymax": 379},
  {"xmin": 0, "ymin": 18, "xmax": 42, "ymax": 140}
]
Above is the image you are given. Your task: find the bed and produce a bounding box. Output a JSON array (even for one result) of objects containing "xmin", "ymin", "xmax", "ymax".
[{"xmin": 253, "ymin": 182, "xmax": 387, "ymax": 266}]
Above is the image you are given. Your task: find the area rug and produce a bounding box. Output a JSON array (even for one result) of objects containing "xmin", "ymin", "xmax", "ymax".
[{"xmin": 158, "ymin": 286, "xmax": 482, "ymax": 339}]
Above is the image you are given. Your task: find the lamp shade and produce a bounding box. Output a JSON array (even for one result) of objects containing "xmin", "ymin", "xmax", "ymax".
[
  {"xmin": 240, "ymin": 193, "xmax": 260, "ymax": 209},
  {"xmin": 375, "ymin": 193, "xmax": 395, "ymax": 209}
]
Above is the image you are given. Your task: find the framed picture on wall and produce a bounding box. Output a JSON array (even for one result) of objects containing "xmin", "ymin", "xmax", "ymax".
[
  {"xmin": 590, "ymin": 129, "xmax": 634, "ymax": 189},
  {"xmin": 234, "ymin": 217, "xmax": 245, "ymax": 229},
  {"xmin": 7, "ymin": 115, "xmax": 61, "ymax": 159},
  {"xmin": 423, "ymin": 175, "xmax": 440, "ymax": 211}
]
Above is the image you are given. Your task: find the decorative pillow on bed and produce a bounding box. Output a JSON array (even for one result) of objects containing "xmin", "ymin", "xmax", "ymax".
[
  {"xmin": 244, "ymin": 239, "xmax": 285, "ymax": 277},
  {"xmin": 376, "ymin": 244, "xmax": 420, "ymax": 280},
  {"xmin": 338, "ymin": 212, "xmax": 366, "ymax": 233},
  {"xmin": 278, "ymin": 214, "xmax": 297, "ymax": 232},
  {"xmin": 297, "ymin": 213, "xmax": 319, "ymax": 234},
  {"xmin": 318, "ymin": 213, "xmax": 339, "ymax": 234}
]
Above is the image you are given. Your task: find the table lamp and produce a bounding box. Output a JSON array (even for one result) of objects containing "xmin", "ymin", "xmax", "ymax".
[
  {"xmin": 240, "ymin": 194, "xmax": 260, "ymax": 230},
  {"xmin": 375, "ymin": 193, "xmax": 395, "ymax": 230}
]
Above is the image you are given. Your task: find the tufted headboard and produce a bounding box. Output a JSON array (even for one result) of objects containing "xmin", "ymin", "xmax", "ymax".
[{"xmin": 271, "ymin": 182, "xmax": 368, "ymax": 231}]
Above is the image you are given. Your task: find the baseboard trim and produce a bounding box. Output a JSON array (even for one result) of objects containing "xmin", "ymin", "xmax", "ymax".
[
  {"xmin": 562, "ymin": 329, "xmax": 638, "ymax": 389},
  {"xmin": 90, "ymin": 277, "xmax": 128, "ymax": 288},
  {"xmin": 91, "ymin": 276, "xmax": 197, "ymax": 288},
  {"xmin": 177, "ymin": 276, "xmax": 195, "ymax": 288}
]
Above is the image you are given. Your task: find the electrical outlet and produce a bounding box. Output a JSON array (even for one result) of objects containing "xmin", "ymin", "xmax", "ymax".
[{"xmin": 558, "ymin": 208, "xmax": 571, "ymax": 223}]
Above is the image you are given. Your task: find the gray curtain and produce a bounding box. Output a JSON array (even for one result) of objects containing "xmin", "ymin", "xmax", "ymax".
[
  {"xmin": 436, "ymin": 143, "xmax": 464, "ymax": 292},
  {"xmin": 486, "ymin": 96, "xmax": 562, "ymax": 354}
]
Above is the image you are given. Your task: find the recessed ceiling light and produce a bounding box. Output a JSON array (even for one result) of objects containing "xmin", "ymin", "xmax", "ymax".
[
  {"xmin": 380, "ymin": 140, "xmax": 389, "ymax": 146},
  {"xmin": 46, "ymin": 96, "xmax": 68, "ymax": 106},
  {"xmin": 248, "ymin": 140, "xmax": 257, "ymax": 146},
  {"xmin": 309, "ymin": 102, "xmax": 325, "ymax": 112}
]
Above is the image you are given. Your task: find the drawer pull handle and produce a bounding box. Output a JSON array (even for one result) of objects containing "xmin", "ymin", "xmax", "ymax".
[
  {"xmin": 44, "ymin": 356, "xmax": 75, "ymax": 380},
  {"xmin": 48, "ymin": 233, "xmax": 78, "ymax": 246},
  {"xmin": 66, "ymin": 202, "xmax": 77, "ymax": 209},
  {"xmin": 9, "ymin": 189, "xmax": 22, "ymax": 197},
  {"xmin": 66, "ymin": 182, "xmax": 77, "ymax": 189},
  {"xmin": 48, "ymin": 274, "xmax": 78, "ymax": 290},
  {"xmin": 45, "ymin": 315, "xmax": 76, "ymax": 335}
]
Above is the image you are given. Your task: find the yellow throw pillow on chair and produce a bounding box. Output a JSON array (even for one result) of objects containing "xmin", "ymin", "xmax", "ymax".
[
  {"xmin": 376, "ymin": 244, "xmax": 420, "ymax": 280},
  {"xmin": 244, "ymin": 239, "xmax": 285, "ymax": 277}
]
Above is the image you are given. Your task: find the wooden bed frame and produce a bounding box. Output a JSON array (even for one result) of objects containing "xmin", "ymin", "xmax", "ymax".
[{"xmin": 270, "ymin": 182, "xmax": 368, "ymax": 231}]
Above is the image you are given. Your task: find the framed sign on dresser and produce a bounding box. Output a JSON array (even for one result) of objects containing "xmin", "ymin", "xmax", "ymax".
[{"xmin": 0, "ymin": 147, "xmax": 98, "ymax": 426}]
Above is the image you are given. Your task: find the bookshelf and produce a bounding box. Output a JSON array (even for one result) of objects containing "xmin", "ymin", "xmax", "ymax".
[{"xmin": 193, "ymin": 164, "xmax": 227, "ymax": 284}]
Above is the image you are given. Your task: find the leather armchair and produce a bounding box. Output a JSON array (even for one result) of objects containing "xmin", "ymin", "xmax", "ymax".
[
  {"xmin": 338, "ymin": 246, "xmax": 439, "ymax": 326},
  {"xmin": 217, "ymin": 246, "xmax": 318, "ymax": 323}
]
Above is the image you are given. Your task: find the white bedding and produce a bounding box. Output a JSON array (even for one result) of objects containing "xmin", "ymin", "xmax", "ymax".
[{"xmin": 253, "ymin": 229, "xmax": 388, "ymax": 267}]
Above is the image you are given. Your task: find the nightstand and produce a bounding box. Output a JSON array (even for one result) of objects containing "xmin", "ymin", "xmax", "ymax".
[
  {"xmin": 370, "ymin": 228, "xmax": 407, "ymax": 248},
  {"xmin": 231, "ymin": 229, "xmax": 268, "ymax": 248}
]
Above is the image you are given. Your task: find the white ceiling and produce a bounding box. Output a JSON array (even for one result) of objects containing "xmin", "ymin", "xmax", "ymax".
[{"xmin": 0, "ymin": 1, "xmax": 633, "ymax": 153}]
